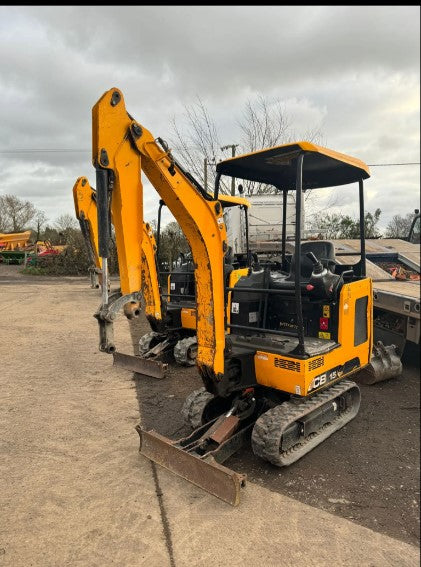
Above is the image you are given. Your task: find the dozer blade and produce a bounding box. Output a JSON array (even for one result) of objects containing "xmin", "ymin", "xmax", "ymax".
[
  {"xmin": 136, "ymin": 427, "xmax": 246, "ymax": 506},
  {"xmin": 355, "ymin": 341, "xmax": 402, "ymax": 385},
  {"xmin": 113, "ymin": 351, "xmax": 167, "ymax": 379}
]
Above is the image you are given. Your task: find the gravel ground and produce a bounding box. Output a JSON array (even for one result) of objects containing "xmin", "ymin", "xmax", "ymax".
[{"xmin": 1, "ymin": 264, "xmax": 419, "ymax": 549}]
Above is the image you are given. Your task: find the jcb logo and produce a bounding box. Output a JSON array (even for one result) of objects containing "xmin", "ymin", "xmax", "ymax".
[
  {"xmin": 308, "ymin": 374, "xmax": 327, "ymax": 392},
  {"xmin": 308, "ymin": 366, "xmax": 345, "ymax": 393}
]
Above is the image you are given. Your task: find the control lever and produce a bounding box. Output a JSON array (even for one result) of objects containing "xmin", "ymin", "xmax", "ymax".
[
  {"xmin": 306, "ymin": 251, "xmax": 324, "ymax": 274},
  {"xmin": 305, "ymin": 251, "xmax": 342, "ymax": 300}
]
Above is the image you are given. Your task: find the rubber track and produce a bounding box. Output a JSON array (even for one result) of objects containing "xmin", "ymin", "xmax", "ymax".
[
  {"xmin": 251, "ymin": 379, "xmax": 361, "ymax": 467},
  {"xmin": 173, "ymin": 336, "xmax": 197, "ymax": 366},
  {"xmin": 138, "ymin": 331, "xmax": 161, "ymax": 357},
  {"xmin": 181, "ymin": 387, "xmax": 214, "ymax": 429}
]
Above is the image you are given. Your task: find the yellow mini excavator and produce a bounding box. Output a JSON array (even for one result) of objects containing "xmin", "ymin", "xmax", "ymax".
[
  {"xmin": 73, "ymin": 176, "xmax": 167, "ymax": 378},
  {"xmin": 89, "ymin": 87, "xmax": 401, "ymax": 505}
]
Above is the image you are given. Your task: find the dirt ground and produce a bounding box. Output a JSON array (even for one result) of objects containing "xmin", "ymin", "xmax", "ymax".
[
  {"xmin": 1, "ymin": 265, "xmax": 419, "ymax": 561},
  {"xmin": 128, "ymin": 300, "xmax": 420, "ymax": 548}
]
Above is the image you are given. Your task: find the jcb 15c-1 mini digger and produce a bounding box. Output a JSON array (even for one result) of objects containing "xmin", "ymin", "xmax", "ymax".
[{"xmin": 89, "ymin": 87, "xmax": 401, "ymax": 506}]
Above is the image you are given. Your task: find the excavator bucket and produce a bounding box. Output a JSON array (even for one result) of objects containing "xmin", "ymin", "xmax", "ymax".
[
  {"xmin": 135, "ymin": 423, "xmax": 248, "ymax": 506},
  {"xmin": 113, "ymin": 351, "xmax": 167, "ymax": 379},
  {"xmin": 355, "ymin": 341, "xmax": 403, "ymax": 385}
]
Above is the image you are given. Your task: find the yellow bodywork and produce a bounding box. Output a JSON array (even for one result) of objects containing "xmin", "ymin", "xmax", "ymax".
[
  {"xmin": 92, "ymin": 91, "xmax": 144, "ymax": 296},
  {"xmin": 73, "ymin": 176, "xmax": 162, "ymax": 322},
  {"xmin": 180, "ymin": 307, "xmax": 196, "ymax": 330},
  {"xmin": 141, "ymin": 222, "xmax": 162, "ymax": 321},
  {"xmin": 218, "ymin": 195, "xmax": 250, "ymax": 209},
  {"xmin": 254, "ymin": 278, "xmax": 373, "ymax": 395},
  {"xmin": 73, "ymin": 177, "xmax": 102, "ymax": 269},
  {"xmin": 93, "ymin": 88, "xmax": 228, "ymax": 376}
]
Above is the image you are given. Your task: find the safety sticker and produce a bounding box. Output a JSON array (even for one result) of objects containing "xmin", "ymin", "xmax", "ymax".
[{"xmin": 318, "ymin": 331, "xmax": 331, "ymax": 339}]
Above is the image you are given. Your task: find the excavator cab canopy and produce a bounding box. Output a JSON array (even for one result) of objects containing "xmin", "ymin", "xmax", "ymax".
[
  {"xmin": 218, "ymin": 141, "xmax": 371, "ymax": 344},
  {"xmin": 216, "ymin": 141, "xmax": 370, "ymax": 190}
]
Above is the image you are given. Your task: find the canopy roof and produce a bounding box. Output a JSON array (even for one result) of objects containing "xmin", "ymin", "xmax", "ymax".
[{"xmin": 216, "ymin": 141, "xmax": 370, "ymax": 190}]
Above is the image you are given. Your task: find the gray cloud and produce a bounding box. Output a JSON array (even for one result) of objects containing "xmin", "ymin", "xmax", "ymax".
[{"xmin": 0, "ymin": 5, "xmax": 419, "ymax": 231}]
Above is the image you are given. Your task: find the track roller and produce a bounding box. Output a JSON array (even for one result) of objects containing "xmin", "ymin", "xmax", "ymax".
[
  {"xmin": 138, "ymin": 331, "xmax": 163, "ymax": 357},
  {"xmin": 174, "ymin": 336, "xmax": 198, "ymax": 366},
  {"xmin": 251, "ymin": 379, "xmax": 361, "ymax": 467},
  {"xmin": 181, "ymin": 387, "xmax": 215, "ymax": 429}
]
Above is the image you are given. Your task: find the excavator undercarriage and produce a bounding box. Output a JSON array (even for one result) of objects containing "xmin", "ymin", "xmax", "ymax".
[{"xmin": 137, "ymin": 378, "xmax": 360, "ymax": 505}]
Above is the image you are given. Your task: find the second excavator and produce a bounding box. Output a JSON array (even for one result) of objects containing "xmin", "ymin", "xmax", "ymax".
[{"xmin": 73, "ymin": 175, "xmax": 252, "ymax": 374}]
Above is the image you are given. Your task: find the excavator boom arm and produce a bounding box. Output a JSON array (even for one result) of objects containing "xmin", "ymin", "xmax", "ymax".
[
  {"xmin": 92, "ymin": 88, "xmax": 227, "ymax": 377},
  {"xmin": 73, "ymin": 176, "xmax": 102, "ymax": 269}
]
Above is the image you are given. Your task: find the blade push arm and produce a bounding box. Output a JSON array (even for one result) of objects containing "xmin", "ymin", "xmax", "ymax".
[{"xmin": 92, "ymin": 88, "xmax": 227, "ymax": 379}]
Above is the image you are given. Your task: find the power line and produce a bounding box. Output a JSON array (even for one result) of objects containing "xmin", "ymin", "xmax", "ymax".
[
  {"xmin": 0, "ymin": 149, "xmax": 90, "ymax": 153},
  {"xmin": 0, "ymin": 148, "xmax": 419, "ymax": 167},
  {"xmin": 368, "ymin": 162, "xmax": 420, "ymax": 166},
  {"xmin": 0, "ymin": 145, "xmax": 201, "ymax": 154}
]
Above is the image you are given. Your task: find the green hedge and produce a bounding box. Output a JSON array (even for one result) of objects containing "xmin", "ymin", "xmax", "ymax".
[{"xmin": 22, "ymin": 232, "xmax": 119, "ymax": 277}]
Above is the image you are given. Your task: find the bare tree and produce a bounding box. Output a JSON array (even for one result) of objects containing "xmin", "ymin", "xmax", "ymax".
[
  {"xmin": 169, "ymin": 93, "xmax": 323, "ymax": 198},
  {"xmin": 52, "ymin": 213, "xmax": 79, "ymax": 244},
  {"xmin": 237, "ymin": 95, "xmax": 290, "ymax": 195},
  {"xmin": 0, "ymin": 202, "xmax": 8, "ymax": 232},
  {"xmin": 170, "ymin": 96, "xmax": 225, "ymax": 192},
  {"xmin": 54, "ymin": 213, "xmax": 78, "ymax": 232},
  {"xmin": 0, "ymin": 194, "xmax": 36, "ymax": 232},
  {"xmin": 33, "ymin": 210, "xmax": 48, "ymax": 241},
  {"xmin": 385, "ymin": 213, "xmax": 415, "ymax": 238}
]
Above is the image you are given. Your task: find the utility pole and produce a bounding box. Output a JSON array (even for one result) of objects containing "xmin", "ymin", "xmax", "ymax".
[
  {"xmin": 204, "ymin": 157, "xmax": 217, "ymax": 192},
  {"xmin": 221, "ymin": 144, "xmax": 239, "ymax": 195},
  {"xmin": 204, "ymin": 157, "xmax": 207, "ymax": 192}
]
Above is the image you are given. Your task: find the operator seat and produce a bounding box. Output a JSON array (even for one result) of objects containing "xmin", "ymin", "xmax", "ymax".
[{"xmin": 289, "ymin": 240, "xmax": 336, "ymax": 279}]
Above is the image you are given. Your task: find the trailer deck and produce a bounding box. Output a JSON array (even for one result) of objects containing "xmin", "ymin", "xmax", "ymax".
[
  {"xmin": 333, "ymin": 238, "xmax": 420, "ymax": 300},
  {"xmin": 333, "ymin": 238, "xmax": 420, "ymax": 348}
]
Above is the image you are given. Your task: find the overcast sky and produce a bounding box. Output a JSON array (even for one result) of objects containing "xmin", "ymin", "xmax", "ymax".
[{"xmin": 0, "ymin": 6, "xmax": 419, "ymax": 232}]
